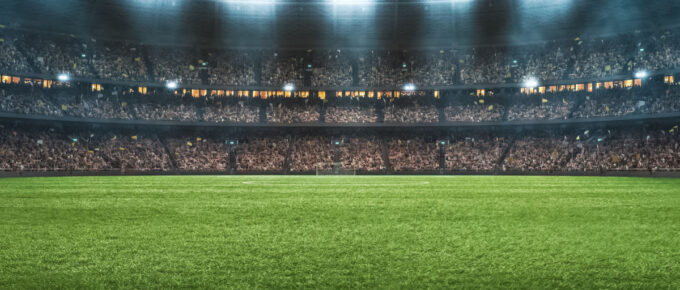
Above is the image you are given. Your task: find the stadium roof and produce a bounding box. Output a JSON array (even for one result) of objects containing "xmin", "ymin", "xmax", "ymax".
[{"xmin": 3, "ymin": 0, "xmax": 680, "ymax": 49}]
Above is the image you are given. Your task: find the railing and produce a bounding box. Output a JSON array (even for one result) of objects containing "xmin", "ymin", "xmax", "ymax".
[
  {"xmin": 2, "ymin": 111, "xmax": 679, "ymax": 129},
  {"xmin": 1, "ymin": 168, "xmax": 679, "ymax": 178},
  {"xmin": 2, "ymin": 67, "xmax": 679, "ymax": 91}
]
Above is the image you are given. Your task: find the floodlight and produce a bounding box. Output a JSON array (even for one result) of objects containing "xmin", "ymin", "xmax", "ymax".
[
  {"xmin": 166, "ymin": 81, "xmax": 178, "ymax": 89},
  {"xmin": 57, "ymin": 74, "xmax": 70, "ymax": 82},
  {"xmin": 403, "ymin": 83, "xmax": 416, "ymax": 91},
  {"xmin": 331, "ymin": 0, "xmax": 372, "ymax": 5},
  {"xmin": 283, "ymin": 83, "xmax": 295, "ymax": 92},
  {"xmin": 634, "ymin": 71, "xmax": 649, "ymax": 79},
  {"xmin": 523, "ymin": 78, "xmax": 539, "ymax": 88}
]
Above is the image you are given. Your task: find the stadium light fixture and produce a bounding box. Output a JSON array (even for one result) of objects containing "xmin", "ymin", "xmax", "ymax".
[
  {"xmin": 166, "ymin": 81, "xmax": 178, "ymax": 90},
  {"xmin": 635, "ymin": 71, "xmax": 649, "ymax": 79},
  {"xmin": 523, "ymin": 78, "xmax": 539, "ymax": 88},
  {"xmin": 403, "ymin": 83, "xmax": 416, "ymax": 92},
  {"xmin": 331, "ymin": 0, "xmax": 373, "ymax": 5},
  {"xmin": 221, "ymin": 0, "xmax": 278, "ymax": 5},
  {"xmin": 283, "ymin": 83, "xmax": 295, "ymax": 92},
  {"xmin": 57, "ymin": 74, "xmax": 70, "ymax": 82}
]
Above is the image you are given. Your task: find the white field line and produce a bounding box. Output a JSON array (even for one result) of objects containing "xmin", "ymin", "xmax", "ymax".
[{"xmin": 242, "ymin": 181, "xmax": 430, "ymax": 186}]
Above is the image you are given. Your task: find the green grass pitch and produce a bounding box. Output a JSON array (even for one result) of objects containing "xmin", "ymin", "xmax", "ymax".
[{"xmin": 1, "ymin": 175, "xmax": 679, "ymax": 288}]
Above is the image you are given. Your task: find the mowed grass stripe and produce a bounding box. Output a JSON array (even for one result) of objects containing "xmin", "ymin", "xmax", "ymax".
[{"xmin": 0, "ymin": 176, "xmax": 679, "ymax": 289}]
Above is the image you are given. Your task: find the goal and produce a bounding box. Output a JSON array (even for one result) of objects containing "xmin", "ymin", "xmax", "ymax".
[{"xmin": 315, "ymin": 162, "xmax": 356, "ymax": 175}]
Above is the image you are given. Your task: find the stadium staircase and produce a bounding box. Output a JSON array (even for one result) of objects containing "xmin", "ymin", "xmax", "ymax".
[
  {"xmin": 159, "ymin": 136, "xmax": 179, "ymax": 170},
  {"xmin": 376, "ymin": 103, "xmax": 385, "ymax": 123},
  {"xmin": 438, "ymin": 106, "xmax": 446, "ymax": 123},
  {"xmin": 350, "ymin": 58, "xmax": 360, "ymax": 86},
  {"xmin": 254, "ymin": 54, "xmax": 262, "ymax": 86},
  {"xmin": 142, "ymin": 46, "xmax": 155, "ymax": 81},
  {"xmin": 16, "ymin": 42, "xmax": 40, "ymax": 73},
  {"xmin": 229, "ymin": 146, "xmax": 237, "ymax": 174},
  {"xmin": 332, "ymin": 142, "xmax": 342, "ymax": 173},
  {"xmin": 567, "ymin": 94, "xmax": 587, "ymax": 119},
  {"xmin": 88, "ymin": 61, "xmax": 100, "ymax": 80},
  {"xmin": 42, "ymin": 95, "xmax": 62, "ymax": 111},
  {"xmin": 497, "ymin": 137, "xmax": 516, "ymax": 168},
  {"xmin": 258, "ymin": 105, "xmax": 267, "ymax": 123},
  {"xmin": 319, "ymin": 103, "xmax": 327, "ymax": 123},
  {"xmin": 127, "ymin": 102, "xmax": 139, "ymax": 119},
  {"xmin": 501, "ymin": 104, "xmax": 510, "ymax": 121},
  {"xmin": 439, "ymin": 142, "xmax": 446, "ymax": 173},
  {"xmin": 196, "ymin": 103, "xmax": 205, "ymax": 122},
  {"xmin": 381, "ymin": 137, "xmax": 392, "ymax": 173},
  {"xmin": 564, "ymin": 57, "xmax": 577, "ymax": 80},
  {"xmin": 282, "ymin": 136, "xmax": 294, "ymax": 174}
]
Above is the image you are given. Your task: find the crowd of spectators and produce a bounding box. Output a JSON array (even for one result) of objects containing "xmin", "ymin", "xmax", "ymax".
[
  {"xmin": 235, "ymin": 137, "xmax": 288, "ymax": 172},
  {"xmin": 148, "ymin": 46, "xmax": 203, "ymax": 85},
  {"xmin": 564, "ymin": 131, "xmax": 680, "ymax": 172},
  {"xmin": 503, "ymin": 136, "xmax": 573, "ymax": 171},
  {"xmin": 261, "ymin": 53, "xmax": 304, "ymax": 87},
  {"xmin": 133, "ymin": 103, "xmax": 199, "ymax": 121},
  {"xmin": 325, "ymin": 106, "xmax": 377, "ymax": 123},
  {"xmin": 446, "ymin": 137, "xmax": 508, "ymax": 171},
  {"xmin": 340, "ymin": 137, "xmax": 385, "ymax": 172},
  {"xmin": 311, "ymin": 50, "xmax": 353, "ymax": 87},
  {"xmin": 648, "ymin": 87, "xmax": 680, "ymax": 113},
  {"xmin": 356, "ymin": 50, "xmax": 401, "ymax": 87},
  {"xmin": 289, "ymin": 136, "xmax": 333, "ymax": 172},
  {"xmin": 0, "ymin": 33, "xmax": 31, "ymax": 73},
  {"xmin": 19, "ymin": 33, "xmax": 95, "ymax": 78},
  {"xmin": 506, "ymin": 96, "xmax": 573, "ymax": 121},
  {"xmin": 0, "ymin": 129, "xmax": 107, "ymax": 171},
  {"xmin": 388, "ymin": 138, "xmax": 439, "ymax": 172},
  {"xmin": 0, "ymin": 89, "xmax": 64, "ymax": 116},
  {"xmin": 92, "ymin": 40, "xmax": 149, "ymax": 82},
  {"xmin": 93, "ymin": 134, "xmax": 171, "ymax": 171},
  {"xmin": 572, "ymin": 88, "xmax": 654, "ymax": 119},
  {"xmin": 63, "ymin": 95, "xmax": 133, "ymax": 120},
  {"xmin": 2, "ymin": 126, "xmax": 679, "ymax": 173},
  {"xmin": 266, "ymin": 102, "xmax": 320, "ymax": 123},
  {"xmin": 445, "ymin": 103, "xmax": 503, "ymax": 122},
  {"xmin": 511, "ymin": 42, "xmax": 571, "ymax": 82},
  {"xmin": 0, "ymin": 130, "xmax": 171, "ymax": 171},
  {"xmin": 384, "ymin": 104, "xmax": 438, "ymax": 123},
  {"xmin": 3, "ymin": 84, "xmax": 679, "ymax": 124},
  {"xmin": 202, "ymin": 102, "xmax": 259, "ymax": 123},
  {"xmin": 207, "ymin": 50, "xmax": 257, "ymax": 86},
  {"xmin": 3, "ymin": 29, "xmax": 680, "ymax": 87},
  {"xmin": 412, "ymin": 50, "xmax": 458, "ymax": 86},
  {"xmin": 167, "ymin": 137, "xmax": 230, "ymax": 171}
]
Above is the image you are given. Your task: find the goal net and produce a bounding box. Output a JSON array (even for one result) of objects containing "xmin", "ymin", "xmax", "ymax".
[{"xmin": 315, "ymin": 162, "xmax": 356, "ymax": 175}]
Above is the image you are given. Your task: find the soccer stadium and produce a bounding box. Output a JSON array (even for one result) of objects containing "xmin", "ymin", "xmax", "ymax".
[{"xmin": 1, "ymin": 0, "xmax": 680, "ymax": 288}]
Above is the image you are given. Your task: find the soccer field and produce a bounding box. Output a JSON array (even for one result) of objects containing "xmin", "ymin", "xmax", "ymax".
[{"xmin": 1, "ymin": 176, "xmax": 679, "ymax": 288}]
